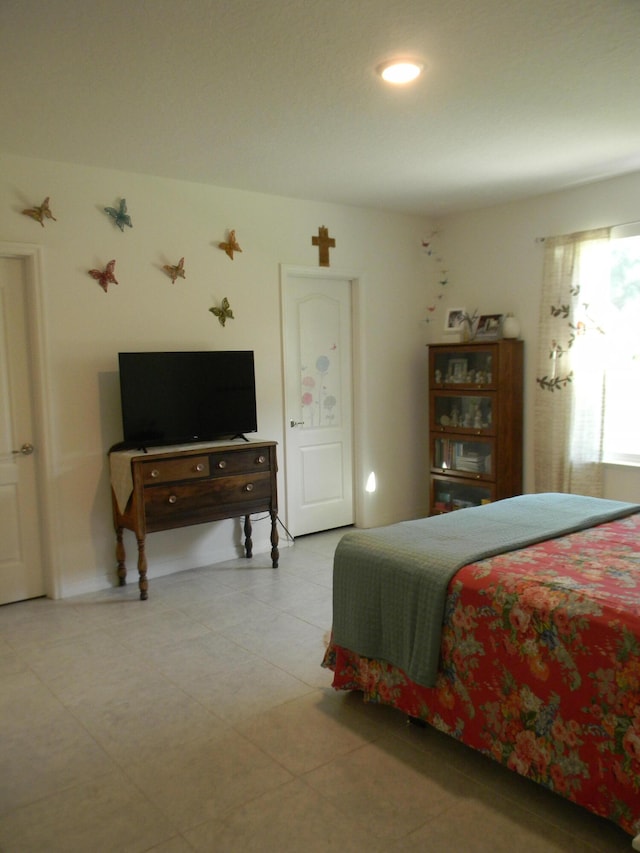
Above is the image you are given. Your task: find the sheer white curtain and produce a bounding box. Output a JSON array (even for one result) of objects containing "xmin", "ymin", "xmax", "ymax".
[{"xmin": 534, "ymin": 227, "xmax": 610, "ymax": 496}]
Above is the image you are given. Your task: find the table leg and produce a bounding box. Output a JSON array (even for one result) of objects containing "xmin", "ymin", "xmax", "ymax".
[
  {"xmin": 116, "ymin": 526, "xmax": 127, "ymax": 586},
  {"xmin": 244, "ymin": 515, "xmax": 253, "ymax": 558},
  {"xmin": 136, "ymin": 535, "xmax": 148, "ymax": 600},
  {"xmin": 270, "ymin": 511, "xmax": 279, "ymax": 567}
]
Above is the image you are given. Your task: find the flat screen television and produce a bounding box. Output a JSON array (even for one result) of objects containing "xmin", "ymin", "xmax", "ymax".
[{"xmin": 116, "ymin": 350, "xmax": 257, "ymax": 449}]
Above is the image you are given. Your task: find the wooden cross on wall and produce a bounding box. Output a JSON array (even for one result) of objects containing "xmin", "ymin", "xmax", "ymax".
[{"xmin": 312, "ymin": 226, "xmax": 336, "ymax": 267}]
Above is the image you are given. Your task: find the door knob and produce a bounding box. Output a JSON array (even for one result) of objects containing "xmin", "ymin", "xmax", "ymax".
[
  {"xmin": 290, "ymin": 420, "xmax": 304, "ymax": 427},
  {"xmin": 12, "ymin": 443, "xmax": 34, "ymax": 456}
]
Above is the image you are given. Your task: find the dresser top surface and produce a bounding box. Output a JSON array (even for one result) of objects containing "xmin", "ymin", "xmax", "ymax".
[{"xmin": 110, "ymin": 438, "xmax": 276, "ymax": 462}]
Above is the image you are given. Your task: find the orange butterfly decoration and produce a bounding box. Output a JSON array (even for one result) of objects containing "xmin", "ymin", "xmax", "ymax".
[
  {"xmin": 219, "ymin": 229, "xmax": 242, "ymax": 260},
  {"xmin": 163, "ymin": 257, "xmax": 186, "ymax": 283},
  {"xmin": 22, "ymin": 196, "xmax": 57, "ymax": 227},
  {"xmin": 88, "ymin": 259, "xmax": 118, "ymax": 292}
]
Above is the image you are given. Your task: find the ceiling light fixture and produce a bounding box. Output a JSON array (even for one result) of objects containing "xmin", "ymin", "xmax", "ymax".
[{"xmin": 376, "ymin": 59, "xmax": 423, "ymax": 85}]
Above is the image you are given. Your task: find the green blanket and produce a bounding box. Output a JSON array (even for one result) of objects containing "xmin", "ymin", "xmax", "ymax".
[{"xmin": 331, "ymin": 493, "xmax": 640, "ymax": 688}]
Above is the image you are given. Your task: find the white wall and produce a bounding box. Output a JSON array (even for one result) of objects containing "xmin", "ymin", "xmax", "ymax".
[
  {"xmin": 1, "ymin": 152, "xmax": 433, "ymax": 597},
  {"xmin": 429, "ymin": 171, "xmax": 640, "ymax": 503},
  {"xmin": 6, "ymin": 152, "xmax": 636, "ymax": 600}
]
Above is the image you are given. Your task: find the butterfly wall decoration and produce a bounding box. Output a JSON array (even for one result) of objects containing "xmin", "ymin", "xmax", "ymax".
[
  {"xmin": 163, "ymin": 257, "xmax": 186, "ymax": 283},
  {"xmin": 104, "ymin": 198, "xmax": 133, "ymax": 231},
  {"xmin": 22, "ymin": 196, "xmax": 57, "ymax": 227},
  {"xmin": 210, "ymin": 297, "xmax": 234, "ymax": 326},
  {"xmin": 88, "ymin": 259, "xmax": 118, "ymax": 292},
  {"xmin": 219, "ymin": 229, "xmax": 242, "ymax": 260}
]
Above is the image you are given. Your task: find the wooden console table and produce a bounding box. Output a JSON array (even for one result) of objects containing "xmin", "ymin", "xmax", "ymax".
[{"xmin": 109, "ymin": 440, "xmax": 278, "ymax": 599}]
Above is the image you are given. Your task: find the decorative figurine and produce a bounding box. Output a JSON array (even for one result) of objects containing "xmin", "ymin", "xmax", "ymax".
[
  {"xmin": 219, "ymin": 230, "xmax": 242, "ymax": 259},
  {"xmin": 312, "ymin": 226, "xmax": 335, "ymax": 267},
  {"xmin": 88, "ymin": 259, "xmax": 118, "ymax": 292},
  {"xmin": 22, "ymin": 196, "xmax": 56, "ymax": 227},
  {"xmin": 163, "ymin": 257, "xmax": 186, "ymax": 283},
  {"xmin": 104, "ymin": 198, "xmax": 132, "ymax": 231},
  {"xmin": 210, "ymin": 297, "xmax": 234, "ymax": 326}
]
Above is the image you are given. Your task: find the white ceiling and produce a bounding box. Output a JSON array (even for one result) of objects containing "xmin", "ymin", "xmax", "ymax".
[{"xmin": 2, "ymin": 0, "xmax": 640, "ymax": 217}]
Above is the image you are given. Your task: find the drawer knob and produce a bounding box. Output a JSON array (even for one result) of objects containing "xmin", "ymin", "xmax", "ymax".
[
  {"xmin": 194, "ymin": 463, "xmax": 205, "ymax": 472},
  {"xmin": 244, "ymin": 483, "xmax": 254, "ymax": 492},
  {"xmin": 150, "ymin": 469, "xmax": 160, "ymax": 479},
  {"xmin": 168, "ymin": 494, "xmax": 177, "ymax": 504},
  {"xmin": 256, "ymin": 455, "xmax": 265, "ymax": 464},
  {"xmin": 216, "ymin": 460, "xmax": 227, "ymax": 469}
]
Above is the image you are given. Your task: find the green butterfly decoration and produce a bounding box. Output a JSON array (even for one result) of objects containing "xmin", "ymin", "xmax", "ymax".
[
  {"xmin": 104, "ymin": 198, "xmax": 132, "ymax": 231},
  {"xmin": 210, "ymin": 297, "xmax": 234, "ymax": 327}
]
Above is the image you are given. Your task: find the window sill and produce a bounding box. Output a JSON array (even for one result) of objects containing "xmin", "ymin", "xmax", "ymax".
[{"xmin": 603, "ymin": 458, "xmax": 640, "ymax": 469}]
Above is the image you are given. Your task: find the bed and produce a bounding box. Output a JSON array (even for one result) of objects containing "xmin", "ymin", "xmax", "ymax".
[{"xmin": 322, "ymin": 493, "xmax": 640, "ymax": 846}]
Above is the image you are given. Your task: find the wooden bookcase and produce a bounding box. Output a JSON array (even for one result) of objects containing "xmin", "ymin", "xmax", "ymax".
[{"xmin": 428, "ymin": 340, "xmax": 523, "ymax": 515}]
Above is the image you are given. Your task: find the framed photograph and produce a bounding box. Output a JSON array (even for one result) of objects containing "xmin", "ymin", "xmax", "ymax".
[
  {"xmin": 444, "ymin": 308, "xmax": 466, "ymax": 333},
  {"xmin": 448, "ymin": 358, "xmax": 468, "ymax": 383},
  {"xmin": 475, "ymin": 313, "xmax": 503, "ymax": 340}
]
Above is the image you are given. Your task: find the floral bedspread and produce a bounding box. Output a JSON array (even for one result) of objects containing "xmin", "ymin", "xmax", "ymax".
[{"xmin": 323, "ymin": 513, "xmax": 640, "ymax": 837}]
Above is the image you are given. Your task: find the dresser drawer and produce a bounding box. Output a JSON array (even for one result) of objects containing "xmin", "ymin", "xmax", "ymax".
[
  {"xmin": 209, "ymin": 447, "xmax": 271, "ymax": 477},
  {"xmin": 140, "ymin": 455, "xmax": 210, "ymax": 485},
  {"xmin": 144, "ymin": 472, "xmax": 272, "ymax": 527}
]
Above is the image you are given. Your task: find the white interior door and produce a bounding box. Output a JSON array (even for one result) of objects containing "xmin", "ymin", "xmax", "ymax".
[
  {"xmin": 0, "ymin": 256, "xmax": 45, "ymax": 603},
  {"xmin": 282, "ymin": 267, "xmax": 355, "ymax": 537}
]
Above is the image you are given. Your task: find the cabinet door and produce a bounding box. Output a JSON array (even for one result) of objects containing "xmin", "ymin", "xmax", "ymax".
[
  {"xmin": 431, "ymin": 391, "xmax": 496, "ymax": 435},
  {"xmin": 431, "ymin": 346, "xmax": 497, "ymax": 389},
  {"xmin": 432, "ymin": 436, "xmax": 493, "ymax": 480},
  {"xmin": 431, "ymin": 474, "xmax": 494, "ymax": 514}
]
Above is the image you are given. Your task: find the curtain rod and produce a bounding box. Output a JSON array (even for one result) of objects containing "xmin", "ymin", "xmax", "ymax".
[{"xmin": 535, "ymin": 218, "xmax": 640, "ymax": 243}]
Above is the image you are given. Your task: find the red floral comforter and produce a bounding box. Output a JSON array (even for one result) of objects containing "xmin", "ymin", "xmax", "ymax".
[{"xmin": 323, "ymin": 513, "xmax": 640, "ymax": 837}]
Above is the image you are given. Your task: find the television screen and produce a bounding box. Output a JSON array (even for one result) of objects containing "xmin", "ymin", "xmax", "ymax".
[{"xmin": 117, "ymin": 351, "xmax": 257, "ymax": 448}]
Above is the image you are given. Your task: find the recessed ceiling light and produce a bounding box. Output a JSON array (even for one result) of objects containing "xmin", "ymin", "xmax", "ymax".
[{"xmin": 376, "ymin": 59, "xmax": 424, "ymax": 85}]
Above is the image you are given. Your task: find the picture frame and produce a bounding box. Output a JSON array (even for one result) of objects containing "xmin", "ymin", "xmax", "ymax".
[
  {"xmin": 474, "ymin": 313, "xmax": 503, "ymax": 340},
  {"xmin": 448, "ymin": 357, "xmax": 468, "ymax": 383},
  {"xmin": 444, "ymin": 308, "xmax": 466, "ymax": 333}
]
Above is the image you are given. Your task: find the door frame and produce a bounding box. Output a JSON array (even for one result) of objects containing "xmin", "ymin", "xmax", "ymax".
[
  {"xmin": 0, "ymin": 242, "xmax": 58, "ymax": 598},
  {"xmin": 280, "ymin": 264, "xmax": 366, "ymax": 532}
]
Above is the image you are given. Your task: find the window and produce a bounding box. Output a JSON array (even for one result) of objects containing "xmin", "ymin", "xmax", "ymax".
[{"xmin": 602, "ymin": 227, "xmax": 640, "ymax": 465}]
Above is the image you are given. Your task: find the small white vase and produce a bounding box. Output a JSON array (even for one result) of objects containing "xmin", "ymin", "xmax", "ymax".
[{"xmin": 502, "ymin": 313, "xmax": 520, "ymax": 339}]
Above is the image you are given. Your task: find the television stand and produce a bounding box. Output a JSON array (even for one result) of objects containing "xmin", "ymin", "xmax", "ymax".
[{"xmin": 109, "ymin": 440, "xmax": 279, "ymax": 599}]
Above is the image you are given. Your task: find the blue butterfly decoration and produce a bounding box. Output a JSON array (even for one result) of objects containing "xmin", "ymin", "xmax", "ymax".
[{"xmin": 104, "ymin": 198, "xmax": 132, "ymax": 231}]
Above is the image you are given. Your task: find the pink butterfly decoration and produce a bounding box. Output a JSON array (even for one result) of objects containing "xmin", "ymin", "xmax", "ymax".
[
  {"xmin": 163, "ymin": 257, "xmax": 186, "ymax": 283},
  {"xmin": 89, "ymin": 259, "xmax": 118, "ymax": 292}
]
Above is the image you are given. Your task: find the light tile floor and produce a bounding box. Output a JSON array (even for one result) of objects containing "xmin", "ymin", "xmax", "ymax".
[{"xmin": 0, "ymin": 528, "xmax": 634, "ymax": 852}]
